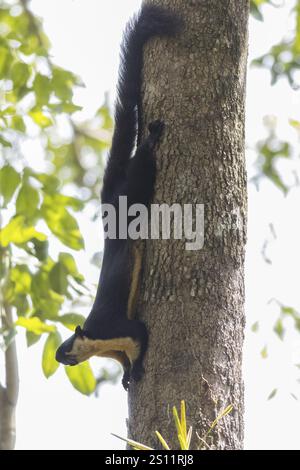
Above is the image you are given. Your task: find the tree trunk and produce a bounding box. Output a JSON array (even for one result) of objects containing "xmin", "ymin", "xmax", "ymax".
[
  {"xmin": 0, "ymin": 304, "xmax": 19, "ymax": 450},
  {"xmin": 128, "ymin": 0, "xmax": 249, "ymax": 450}
]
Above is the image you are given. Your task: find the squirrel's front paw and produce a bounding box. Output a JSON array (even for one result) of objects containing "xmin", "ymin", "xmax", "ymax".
[{"xmin": 131, "ymin": 362, "xmax": 145, "ymax": 383}]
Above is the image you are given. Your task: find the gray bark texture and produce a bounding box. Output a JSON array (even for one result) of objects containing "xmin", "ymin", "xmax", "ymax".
[
  {"xmin": 0, "ymin": 304, "xmax": 19, "ymax": 450},
  {"xmin": 128, "ymin": 0, "xmax": 249, "ymax": 450}
]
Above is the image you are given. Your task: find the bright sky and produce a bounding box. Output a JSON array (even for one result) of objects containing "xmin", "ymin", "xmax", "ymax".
[{"xmin": 13, "ymin": 0, "xmax": 300, "ymax": 450}]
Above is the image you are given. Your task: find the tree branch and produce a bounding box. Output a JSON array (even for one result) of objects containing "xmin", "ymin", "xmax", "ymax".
[
  {"xmin": 3, "ymin": 303, "xmax": 19, "ymax": 407},
  {"xmin": 0, "ymin": 303, "xmax": 19, "ymax": 449}
]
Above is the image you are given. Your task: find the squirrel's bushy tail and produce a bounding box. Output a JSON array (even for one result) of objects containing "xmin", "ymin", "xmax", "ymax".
[{"xmin": 110, "ymin": 5, "xmax": 181, "ymax": 160}]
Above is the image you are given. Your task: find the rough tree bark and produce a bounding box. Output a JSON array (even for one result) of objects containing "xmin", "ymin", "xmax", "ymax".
[
  {"xmin": 128, "ymin": 0, "xmax": 249, "ymax": 450},
  {"xmin": 0, "ymin": 304, "xmax": 19, "ymax": 450}
]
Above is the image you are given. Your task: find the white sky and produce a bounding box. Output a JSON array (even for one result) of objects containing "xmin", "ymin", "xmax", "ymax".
[{"xmin": 10, "ymin": 0, "xmax": 300, "ymax": 450}]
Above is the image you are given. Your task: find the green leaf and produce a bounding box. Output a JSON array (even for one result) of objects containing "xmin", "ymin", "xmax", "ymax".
[
  {"xmin": 12, "ymin": 115, "xmax": 26, "ymax": 133},
  {"xmin": 250, "ymin": 0, "xmax": 269, "ymax": 20},
  {"xmin": 256, "ymin": 133, "xmax": 291, "ymax": 194},
  {"xmin": 41, "ymin": 197, "xmax": 84, "ymax": 250},
  {"xmin": 10, "ymin": 62, "xmax": 30, "ymax": 88},
  {"xmin": 289, "ymin": 119, "xmax": 300, "ymax": 131},
  {"xmin": 250, "ymin": 1, "xmax": 264, "ymax": 21},
  {"xmin": 10, "ymin": 265, "xmax": 32, "ymax": 294},
  {"xmin": 42, "ymin": 331, "xmax": 62, "ymax": 378},
  {"xmin": 0, "ymin": 106, "xmax": 16, "ymax": 117},
  {"xmin": 97, "ymin": 104, "xmax": 113, "ymax": 130},
  {"xmin": 49, "ymin": 262, "xmax": 68, "ymax": 295},
  {"xmin": 12, "ymin": 294, "xmax": 30, "ymax": 316},
  {"xmin": 9, "ymin": 11, "xmax": 30, "ymax": 41},
  {"xmin": 45, "ymin": 193, "xmax": 84, "ymax": 211},
  {"xmin": 267, "ymin": 388, "xmax": 277, "ymax": 400},
  {"xmin": 31, "ymin": 269, "xmax": 64, "ymax": 319},
  {"xmin": 261, "ymin": 345, "xmax": 268, "ymax": 359},
  {"xmin": 293, "ymin": 3, "xmax": 300, "ymax": 54},
  {"xmin": 252, "ymin": 29, "xmax": 300, "ymax": 88},
  {"xmin": 26, "ymin": 331, "xmax": 41, "ymax": 347},
  {"xmin": 29, "ymin": 108, "xmax": 53, "ymax": 128},
  {"xmin": 16, "ymin": 316, "xmax": 56, "ymax": 335},
  {"xmin": 49, "ymin": 103, "xmax": 82, "ymax": 114},
  {"xmin": 57, "ymin": 313, "xmax": 85, "ymax": 331},
  {"xmin": 16, "ymin": 181, "xmax": 39, "ymax": 218},
  {"xmin": 0, "ymin": 135, "xmax": 12, "ymax": 148},
  {"xmin": 274, "ymin": 318, "xmax": 284, "ymax": 340},
  {"xmin": 52, "ymin": 67, "xmax": 75, "ymax": 102},
  {"xmin": 59, "ymin": 252, "xmax": 84, "ymax": 281},
  {"xmin": 31, "ymin": 238, "xmax": 49, "ymax": 261},
  {"xmin": 31, "ymin": 172, "xmax": 60, "ymax": 193},
  {"xmin": 251, "ymin": 321, "xmax": 259, "ymax": 333},
  {"xmin": 0, "ymin": 46, "xmax": 10, "ymax": 77},
  {"xmin": 281, "ymin": 306, "xmax": 297, "ymax": 316},
  {"xmin": 33, "ymin": 73, "xmax": 51, "ymax": 106},
  {"xmin": 0, "ymin": 215, "xmax": 46, "ymax": 247},
  {"xmin": 19, "ymin": 35, "xmax": 40, "ymax": 56},
  {"xmin": 65, "ymin": 362, "xmax": 96, "ymax": 395},
  {"xmin": 0, "ymin": 165, "xmax": 21, "ymax": 205}
]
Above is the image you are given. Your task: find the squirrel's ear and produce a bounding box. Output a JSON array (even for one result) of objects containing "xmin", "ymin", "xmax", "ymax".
[{"xmin": 75, "ymin": 325, "xmax": 84, "ymax": 337}]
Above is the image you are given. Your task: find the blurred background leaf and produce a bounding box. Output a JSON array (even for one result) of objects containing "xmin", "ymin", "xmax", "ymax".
[{"xmin": 0, "ymin": 0, "xmax": 115, "ymax": 396}]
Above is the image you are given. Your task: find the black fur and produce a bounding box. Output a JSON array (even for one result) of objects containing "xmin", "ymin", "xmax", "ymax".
[{"xmin": 56, "ymin": 5, "xmax": 180, "ymax": 390}]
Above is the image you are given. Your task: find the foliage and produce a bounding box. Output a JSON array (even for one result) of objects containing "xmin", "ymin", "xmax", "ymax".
[
  {"xmin": 252, "ymin": 1, "xmax": 300, "ymax": 88},
  {"xmin": 249, "ymin": 1, "xmax": 300, "ymax": 394},
  {"xmin": 252, "ymin": 298, "xmax": 300, "ymax": 399},
  {"xmin": 272, "ymin": 301, "xmax": 300, "ymax": 341},
  {"xmin": 250, "ymin": 0, "xmax": 271, "ymax": 22},
  {"xmin": 252, "ymin": 117, "xmax": 293, "ymax": 194},
  {"xmin": 250, "ymin": 2, "xmax": 300, "ymax": 197},
  {"xmin": 0, "ymin": 0, "xmax": 113, "ymax": 394},
  {"xmin": 112, "ymin": 400, "xmax": 233, "ymax": 451},
  {"xmin": 65, "ymin": 362, "xmax": 96, "ymax": 396}
]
